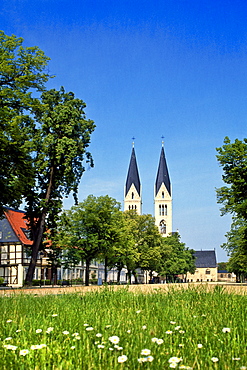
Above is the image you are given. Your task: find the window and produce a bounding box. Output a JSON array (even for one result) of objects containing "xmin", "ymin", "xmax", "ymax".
[
  {"xmin": 205, "ymin": 269, "xmax": 210, "ymax": 274},
  {"xmin": 131, "ymin": 192, "xmax": 134, "ymax": 199},
  {"xmin": 165, "ymin": 205, "xmax": 167, "ymax": 215},
  {"xmin": 162, "ymin": 191, "xmax": 164, "ymax": 199},
  {"xmin": 159, "ymin": 205, "xmax": 165, "ymax": 216},
  {"xmin": 159, "ymin": 220, "xmax": 166, "ymax": 234}
]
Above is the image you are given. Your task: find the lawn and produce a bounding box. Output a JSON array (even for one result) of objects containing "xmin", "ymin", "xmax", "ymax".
[{"xmin": 0, "ymin": 285, "xmax": 246, "ymax": 369}]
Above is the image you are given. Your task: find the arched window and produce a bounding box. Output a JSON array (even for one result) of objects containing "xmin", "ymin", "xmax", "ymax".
[
  {"xmin": 165, "ymin": 205, "xmax": 167, "ymax": 215},
  {"xmin": 129, "ymin": 205, "xmax": 131, "ymax": 210},
  {"xmin": 162, "ymin": 191, "xmax": 164, "ymax": 199},
  {"xmin": 159, "ymin": 220, "xmax": 166, "ymax": 234},
  {"xmin": 131, "ymin": 192, "xmax": 134, "ymax": 199}
]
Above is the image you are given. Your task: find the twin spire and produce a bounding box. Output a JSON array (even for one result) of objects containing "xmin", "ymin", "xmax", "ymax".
[
  {"xmin": 125, "ymin": 140, "xmax": 171, "ymax": 198},
  {"xmin": 124, "ymin": 139, "xmax": 172, "ymax": 235}
]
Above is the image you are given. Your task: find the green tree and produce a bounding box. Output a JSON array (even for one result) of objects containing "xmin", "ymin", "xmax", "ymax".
[
  {"xmin": 158, "ymin": 232, "xmax": 195, "ymax": 282},
  {"xmin": 56, "ymin": 195, "xmax": 121, "ymax": 286},
  {"xmin": 216, "ymin": 137, "xmax": 247, "ymax": 220},
  {"xmin": 106, "ymin": 210, "xmax": 140, "ymax": 283},
  {"xmin": 0, "ymin": 30, "xmax": 51, "ymax": 215},
  {"xmin": 120, "ymin": 211, "xmax": 163, "ymax": 283},
  {"xmin": 24, "ymin": 88, "xmax": 95, "ymax": 284},
  {"xmin": 221, "ymin": 217, "xmax": 247, "ymax": 281},
  {"xmin": 216, "ymin": 137, "xmax": 247, "ymax": 279},
  {"xmin": 217, "ymin": 262, "xmax": 228, "ymax": 271}
]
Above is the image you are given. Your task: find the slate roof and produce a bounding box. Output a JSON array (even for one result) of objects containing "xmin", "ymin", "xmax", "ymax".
[
  {"xmin": 0, "ymin": 208, "xmax": 33, "ymax": 245},
  {"xmin": 194, "ymin": 250, "xmax": 217, "ymax": 268},
  {"xmin": 155, "ymin": 146, "xmax": 171, "ymax": 196},
  {"xmin": 125, "ymin": 147, "xmax": 141, "ymax": 196}
]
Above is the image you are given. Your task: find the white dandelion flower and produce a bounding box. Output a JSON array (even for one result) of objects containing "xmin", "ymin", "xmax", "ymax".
[
  {"xmin": 141, "ymin": 349, "xmax": 151, "ymax": 356},
  {"xmin": 35, "ymin": 329, "xmax": 42, "ymax": 333},
  {"xmin": 118, "ymin": 355, "xmax": 128, "ymax": 363},
  {"xmin": 19, "ymin": 349, "xmax": 29, "ymax": 356},
  {"xmin": 156, "ymin": 338, "xmax": 164, "ymax": 345},
  {"xmin": 109, "ymin": 336, "xmax": 120, "ymax": 344},
  {"xmin": 211, "ymin": 357, "xmax": 219, "ymax": 363}
]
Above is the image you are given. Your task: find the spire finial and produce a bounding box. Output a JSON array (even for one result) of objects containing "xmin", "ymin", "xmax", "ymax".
[
  {"xmin": 132, "ymin": 137, "xmax": 135, "ymax": 148},
  {"xmin": 161, "ymin": 135, "xmax": 164, "ymax": 147}
]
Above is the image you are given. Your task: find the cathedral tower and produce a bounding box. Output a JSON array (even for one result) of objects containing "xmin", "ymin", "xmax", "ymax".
[
  {"xmin": 124, "ymin": 143, "xmax": 142, "ymax": 214},
  {"xmin": 154, "ymin": 142, "xmax": 172, "ymax": 236}
]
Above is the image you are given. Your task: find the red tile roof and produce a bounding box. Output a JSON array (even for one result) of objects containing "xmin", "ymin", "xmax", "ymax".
[{"xmin": 4, "ymin": 208, "xmax": 33, "ymax": 246}]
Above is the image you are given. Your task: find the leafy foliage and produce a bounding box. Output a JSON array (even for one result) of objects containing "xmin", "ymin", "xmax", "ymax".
[
  {"xmin": 24, "ymin": 88, "xmax": 95, "ymax": 283},
  {"xmin": 0, "ymin": 30, "xmax": 51, "ymax": 215},
  {"xmin": 56, "ymin": 195, "xmax": 121, "ymax": 285},
  {"xmin": 216, "ymin": 137, "xmax": 247, "ymax": 280},
  {"xmin": 158, "ymin": 232, "xmax": 195, "ymax": 279}
]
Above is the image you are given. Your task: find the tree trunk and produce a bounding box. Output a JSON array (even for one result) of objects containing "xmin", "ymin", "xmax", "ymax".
[
  {"xmin": 85, "ymin": 258, "xmax": 90, "ymax": 286},
  {"xmin": 117, "ymin": 268, "xmax": 121, "ymax": 283},
  {"xmin": 104, "ymin": 257, "xmax": 108, "ymax": 283},
  {"xmin": 25, "ymin": 166, "xmax": 54, "ymax": 285},
  {"xmin": 127, "ymin": 270, "xmax": 132, "ymax": 284}
]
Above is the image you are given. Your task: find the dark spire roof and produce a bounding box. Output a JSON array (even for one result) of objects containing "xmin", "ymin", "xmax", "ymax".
[
  {"xmin": 155, "ymin": 146, "xmax": 171, "ymax": 196},
  {"xmin": 125, "ymin": 147, "xmax": 141, "ymax": 196}
]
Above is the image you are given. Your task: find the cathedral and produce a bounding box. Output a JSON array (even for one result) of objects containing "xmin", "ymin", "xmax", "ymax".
[{"xmin": 124, "ymin": 141, "xmax": 172, "ymax": 236}]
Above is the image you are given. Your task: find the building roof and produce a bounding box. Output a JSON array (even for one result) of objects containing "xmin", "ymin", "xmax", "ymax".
[
  {"xmin": 155, "ymin": 146, "xmax": 171, "ymax": 196},
  {"xmin": 194, "ymin": 250, "xmax": 217, "ymax": 268},
  {"xmin": 0, "ymin": 208, "xmax": 33, "ymax": 245},
  {"xmin": 125, "ymin": 147, "xmax": 141, "ymax": 196}
]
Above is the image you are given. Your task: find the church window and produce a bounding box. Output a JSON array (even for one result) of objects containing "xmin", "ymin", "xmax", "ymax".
[
  {"xmin": 165, "ymin": 205, "xmax": 167, "ymax": 215},
  {"xmin": 131, "ymin": 192, "xmax": 134, "ymax": 199},
  {"xmin": 159, "ymin": 205, "xmax": 165, "ymax": 216},
  {"xmin": 129, "ymin": 205, "xmax": 131, "ymax": 210},
  {"xmin": 162, "ymin": 191, "xmax": 164, "ymax": 198},
  {"xmin": 159, "ymin": 220, "xmax": 166, "ymax": 234}
]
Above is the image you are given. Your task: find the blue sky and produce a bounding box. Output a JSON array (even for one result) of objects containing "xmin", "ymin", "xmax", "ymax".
[{"xmin": 1, "ymin": 0, "xmax": 247, "ymax": 262}]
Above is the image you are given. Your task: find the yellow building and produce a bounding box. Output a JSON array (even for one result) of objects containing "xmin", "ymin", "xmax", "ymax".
[{"xmin": 186, "ymin": 250, "xmax": 218, "ymax": 282}]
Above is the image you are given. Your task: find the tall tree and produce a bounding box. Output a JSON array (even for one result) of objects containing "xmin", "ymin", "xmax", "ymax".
[
  {"xmin": 158, "ymin": 232, "xmax": 195, "ymax": 281},
  {"xmin": 216, "ymin": 137, "xmax": 247, "ymax": 276},
  {"xmin": 25, "ymin": 88, "xmax": 95, "ymax": 284},
  {"xmin": 56, "ymin": 195, "xmax": 121, "ymax": 286},
  {"xmin": 216, "ymin": 137, "xmax": 247, "ymax": 220},
  {"xmin": 0, "ymin": 30, "xmax": 51, "ymax": 215},
  {"xmin": 120, "ymin": 211, "xmax": 163, "ymax": 283},
  {"xmin": 221, "ymin": 217, "xmax": 247, "ymax": 281}
]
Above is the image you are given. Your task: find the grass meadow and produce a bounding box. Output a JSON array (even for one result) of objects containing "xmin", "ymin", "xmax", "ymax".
[{"xmin": 0, "ymin": 285, "xmax": 246, "ymax": 369}]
